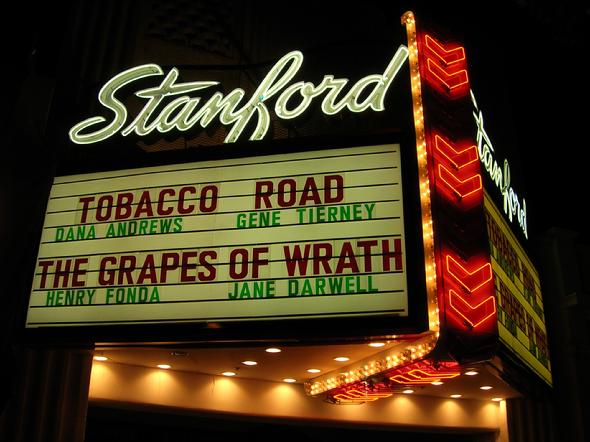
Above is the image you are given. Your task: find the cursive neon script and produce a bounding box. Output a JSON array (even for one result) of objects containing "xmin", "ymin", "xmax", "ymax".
[
  {"xmin": 69, "ymin": 47, "xmax": 409, "ymax": 145},
  {"xmin": 471, "ymin": 90, "xmax": 528, "ymax": 239}
]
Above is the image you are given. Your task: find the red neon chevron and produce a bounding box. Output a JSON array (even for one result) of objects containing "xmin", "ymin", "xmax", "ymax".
[
  {"xmin": 449, "ymin": 290, "xmax": 496, "ymax": 328},
  {"xmin": 425, "ymin": 34, "xmax": 466, "ymax": 65},
  {"xmin": 446, "ymin": 254, "xmax": 492, "ymax": 293},
  {"xmin": 390, "ymin": 369, "xmax": 460, "ymax": 384},
  {"xmin": 426, "ymin": 59, "xmax": 469, "ymax": 91},
  {"xmin": 437, "ymin": 163, "xmax": 482, "ymax": 198},
  {"xmin": 333, "ymin": 388, "xmax": 392, "ymax": 403},
  {"xmin": 434, "ymin": 135, "xmax": 478, "ymax": 169}
]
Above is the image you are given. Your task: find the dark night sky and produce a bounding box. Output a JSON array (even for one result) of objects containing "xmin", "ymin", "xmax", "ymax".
[
  {"xmin": 411, "ymin": 1, "xmax": 590, "ymax": 238},
  {"xmin": 474, "ymin": 2, "xmax": 590, "ymax": 238},
  {"xmin": 3, "ymin": 0, "xmax": 589, "ymax": 240}
]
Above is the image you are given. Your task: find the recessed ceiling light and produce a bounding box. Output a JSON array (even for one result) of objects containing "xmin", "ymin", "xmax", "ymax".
[
  {"xmin": 93, "ymin": 356, "xmax": 108, "ymax": 361},
  {"xmin": 402, "ymin": 389, "xmax": 414, "ymax": 394},
  {"xmin": 464, "ymin": 370, "xmax": 478, "ymax": 376},
  {"xmin": 265, "ymin": 347, "xmax": 282, "ymax": 353},
  {"xmin": 450, "ymin": 394, "xmax": 462, "ymax": 398},
  {"xmin": 431, "ymin": 381, "xmax": 444, "ymax": 386},
  {"xmin": 491, "ymin": 397, "xmax": 503, "ymax": 402},
  {"xmin": 242, "ymin": 360, "xmax": 258, "ymax": 366},
  {"xmin": 157, "ymin": 364, "xmax": 171, "ymax": 369},
  {"xmin": 283, "ymin": 378, "xmax": 297, "ymax": 383},
  {"xmin": 334, "ymin": 356, "xmax": 350, "ymax": 362},
  {"xmin": 222, "ymin": 371, "xmax": 236, "ymax": 377},
  {"xmin": 368, "ymin": 342, "xmax": 385, "ymax": 348},
  {"xmin": 480, "ymin": 385, "xmax": 493, "ymax": 390},
  {"xmin": 307, "ymin": 368, "xmax": 321, "ymax": 373}
]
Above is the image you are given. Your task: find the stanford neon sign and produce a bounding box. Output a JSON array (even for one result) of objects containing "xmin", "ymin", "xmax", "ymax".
[
  {"xmin": 69, "ymin": 47, "xmax": 409, "ymax": 145},
  {"xmin": 470, "ymin": 90, "xmax": 528, "ymax": 239}
]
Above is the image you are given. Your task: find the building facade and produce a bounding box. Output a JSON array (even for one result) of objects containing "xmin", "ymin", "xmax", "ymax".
[{"xmin": 2, "ymin": 1, "xmax": 579, "ymax": 441}]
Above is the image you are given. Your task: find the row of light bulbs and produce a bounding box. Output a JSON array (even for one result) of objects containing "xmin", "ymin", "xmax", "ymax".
[
  {"xmin": 92, "ymin": 344, "xmax": 387, "ymax": 385},
  {"xmin": 93, "ymin": 351, "xmax": 505, "ymax": 400}
]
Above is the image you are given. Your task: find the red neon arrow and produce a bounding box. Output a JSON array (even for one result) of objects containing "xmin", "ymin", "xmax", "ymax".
[
  {"xmin": 446, "ymin": 255, "xmax": 492, "ymax": 293},
  {"xmin": 333, "ymin": 388, "xmax": 392, "ymax": 402},
  {"xmin": 425, "ymin": 34, "xmax": 466, "ymax": 65},
  {"xmin": 449, "ymin": 290, "xmax": 496, "ymax": 329},
  {"xmin": 434, "ymin": 135, "xmax": 478, "ymax": 169},
  {"xmin": 390, "ymin": 369, "xmax": 460, "ymax": 384},
  {"xmin": 437, "ymin": 163, "xmax": 482, "ymax": 199},
  {"xmin": 426, "ymin": 59, "xmax": 469, "ymax": 91}
]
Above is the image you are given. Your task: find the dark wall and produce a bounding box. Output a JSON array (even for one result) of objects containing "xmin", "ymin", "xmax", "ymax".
[{"xmin": 85, "ymin": 403, "xmax": 496, "ymax": 442}]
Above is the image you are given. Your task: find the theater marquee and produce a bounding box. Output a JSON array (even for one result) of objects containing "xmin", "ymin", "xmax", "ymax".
[
  {"xmin": 484, "ymin": 193, "xmax": 551, "ymax": 385},
  {"xmin": 26, "ymin": 144, "xmax": 409, "ymax": 327}
]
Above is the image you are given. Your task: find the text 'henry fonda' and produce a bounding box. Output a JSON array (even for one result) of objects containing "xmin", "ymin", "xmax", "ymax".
[{"xmin": 69, "ymin": 46, "xmax": 409, "ymax": 144}]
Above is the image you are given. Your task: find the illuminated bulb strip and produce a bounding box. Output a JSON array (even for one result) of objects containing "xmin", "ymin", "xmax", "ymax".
[
  {"xmin": 304, "ymin": 332, "xmax": 438, "ymax": 396},
  {"xmin": 402, "ymin": 11, "xmax": 439, "ymax": 332}
]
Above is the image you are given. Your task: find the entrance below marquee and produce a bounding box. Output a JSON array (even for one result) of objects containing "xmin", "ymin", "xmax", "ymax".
[{"xmin": 85, "ymin": 403, "xmax": 498, "ymax": 442}]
